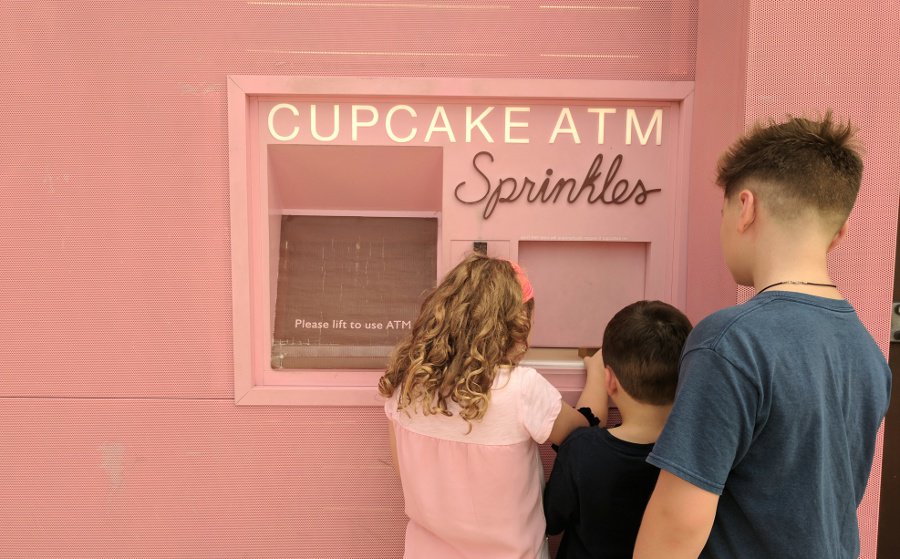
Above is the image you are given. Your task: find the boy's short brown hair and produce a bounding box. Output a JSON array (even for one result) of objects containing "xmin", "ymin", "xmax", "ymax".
[
  {"xmin": 602, "ymin": 300, "xmax": 692, "ymax": 406},
  {"xmin": 716, "ymin": 111, "xmax": 863, "ymax": 232}
]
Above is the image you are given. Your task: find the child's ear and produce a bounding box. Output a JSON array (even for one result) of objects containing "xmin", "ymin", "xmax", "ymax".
[
  {"xmin": 605, "ymin": 366, "xmax": 617, "ymax": 396},
  {"xmin": 827, "ymin": 220, "xmax": 849, "ymax": 252},
  {"xmin": 737, "ymin": 189, "xmax": 757, "ymax": 232}
]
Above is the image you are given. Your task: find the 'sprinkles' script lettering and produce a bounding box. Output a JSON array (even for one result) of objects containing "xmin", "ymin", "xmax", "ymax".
[{"xmin": 454, "ymin": 151, "xmax": 662, "ymax": 219}]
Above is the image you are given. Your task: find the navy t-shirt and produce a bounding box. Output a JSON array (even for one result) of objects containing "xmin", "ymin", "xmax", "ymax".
[
  {"xmin": 544, "ymin": 426, "xmax": 658, "ymax": 559},
  {"xmin": 648, "ymin": 291, "xmax": 891, "ymax": 558}
]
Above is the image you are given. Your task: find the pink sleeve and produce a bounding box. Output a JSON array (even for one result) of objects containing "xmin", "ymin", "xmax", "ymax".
[
  {"xmin": 384, "ymin": 390, "xmax": 400, "ymax": 420},
  {"xmin": 517, "ymin": 367, "xmax": 563, "ymax": 444}
]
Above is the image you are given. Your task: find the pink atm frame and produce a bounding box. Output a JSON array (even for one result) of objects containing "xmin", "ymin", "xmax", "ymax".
[{"xmin": 228, "ymin": 76, "xmax": 694, "ymax": 406}]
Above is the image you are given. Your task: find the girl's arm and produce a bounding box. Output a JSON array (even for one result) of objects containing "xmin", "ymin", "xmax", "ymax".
[
  {"xmin": 545, "ymin": 350, "xmax": 608, "ymax": 445},
  {"xmin": 575, "ymin": 349, "xmax": 609, "ymax": 427},
  {"xmin": 546, "ymin": 403, "xmax": 589, "ymax": 446}
]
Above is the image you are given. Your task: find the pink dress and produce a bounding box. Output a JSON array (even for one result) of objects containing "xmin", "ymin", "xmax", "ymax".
[{"xmin": 385, "ymin": 366, "xmax": 563, "ymax": 559}]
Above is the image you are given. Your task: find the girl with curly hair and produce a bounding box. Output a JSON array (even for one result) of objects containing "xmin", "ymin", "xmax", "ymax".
[{"xmin": 380, "ymin": 253, "xmax": 597, "ymax": 559}]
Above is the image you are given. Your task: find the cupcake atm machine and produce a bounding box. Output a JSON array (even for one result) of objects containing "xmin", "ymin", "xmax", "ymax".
[{"xmin": 228, "ymin": 76, "xmax": 693, "ymax": 405}]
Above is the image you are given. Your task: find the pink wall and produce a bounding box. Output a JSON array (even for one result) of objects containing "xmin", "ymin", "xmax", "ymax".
[{"xmin": 0, "ymin": 1, "xmax": 895, "ymax": 557}]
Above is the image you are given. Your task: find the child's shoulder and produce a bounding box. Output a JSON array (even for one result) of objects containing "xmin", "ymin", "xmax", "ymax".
[
  {"xmin": 687, "ymin": 292, "xmax": 855, "ymax": 352},
  {"xmin": 493, "ymin": 365, "xmax": 560, "ymax": 411},
  {"xmin": 695, "ymin": 294, "xmax": 782, "ymax": 329},
  {"xmin": 683, "ymin": 300, "xmax": 761, "ymax": 354},
  {"xmin": 501, "ymin": 364, "xmax": 549, "ymax": 389},
  {"xmin": 556, "ymin": 426, "xmax": 607, "ymax": 454},
  {"xmin": 556, "ymin": 427, "xmax": 654, "ymax": 467}
]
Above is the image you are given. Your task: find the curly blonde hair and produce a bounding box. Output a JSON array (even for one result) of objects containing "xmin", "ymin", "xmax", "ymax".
[{"xmin": 379, "ymin": 253, "xmax": 533, "ymax": 428}]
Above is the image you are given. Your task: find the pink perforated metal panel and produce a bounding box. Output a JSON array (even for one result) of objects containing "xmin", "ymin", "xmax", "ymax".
[
  {"xmin": 741, "ymin": 2, "xmax": 900, "ymax": 556},
  {"xmin": 0, "ymin": 2, "xmax": 698, "ymax": 557}
]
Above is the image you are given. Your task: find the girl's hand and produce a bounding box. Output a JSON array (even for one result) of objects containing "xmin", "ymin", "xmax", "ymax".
[
  {"xmin": 578, "ymin": 349, "xmax": 609, "ymax": 427},
  {"xmin": 583, "ymin": 349, "xmax": 606, "ymax": 380}
]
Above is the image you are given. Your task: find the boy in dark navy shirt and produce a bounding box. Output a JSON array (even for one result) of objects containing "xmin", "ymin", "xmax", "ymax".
[
  {"xmin": 634, "ymin": 114, "xmax": 891, "ymax": 558},
  {"xmin": 543, "ymin": 300, "xmax": 692, "ymax": 559}
]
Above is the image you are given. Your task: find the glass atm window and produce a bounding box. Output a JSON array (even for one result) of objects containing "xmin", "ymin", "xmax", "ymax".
[{"xmin": 271, "ymin": 215, "xmax": 437, "ymax": 370}]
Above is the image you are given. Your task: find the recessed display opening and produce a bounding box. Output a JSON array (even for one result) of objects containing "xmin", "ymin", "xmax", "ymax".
[
  {"xmin": 267, "ymin": 144, "xmax": 443, "ymax": 213},
  {"xmin": 518, "ymin": 240, "xmax": 648, "ymax": 368},
  {"xmin": 266, "ymin": 144, "xmax": 442, "ymax": 370},
  {"xmin": 271, "ymin": 215, "xmax": 437, "ymax": 369}
]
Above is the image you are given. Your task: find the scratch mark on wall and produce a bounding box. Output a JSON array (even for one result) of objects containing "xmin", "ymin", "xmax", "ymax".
[{"xmin": 101, "ymin": 442, "xmax": 125, "ymax": 490}]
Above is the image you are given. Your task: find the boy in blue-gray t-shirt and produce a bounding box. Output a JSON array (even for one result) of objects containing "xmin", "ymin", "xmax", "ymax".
[{"xmin": 634, "ymin": 113, "xmax": 891, "ymax": 558}]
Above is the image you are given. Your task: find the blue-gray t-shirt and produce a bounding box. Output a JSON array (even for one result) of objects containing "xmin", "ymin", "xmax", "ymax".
[{"xmin": 647, "ymin": 292, "xmax": 891, "ymax": 559}]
